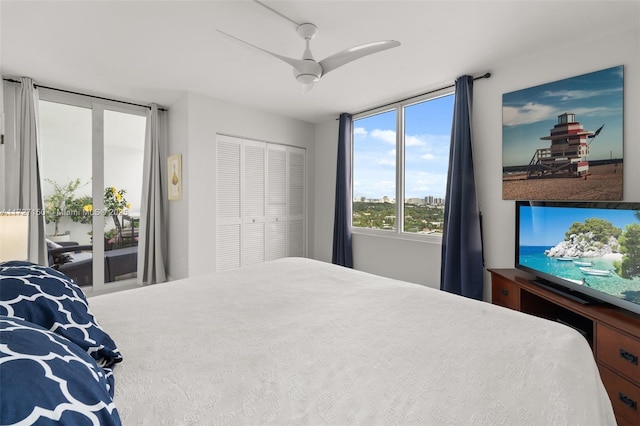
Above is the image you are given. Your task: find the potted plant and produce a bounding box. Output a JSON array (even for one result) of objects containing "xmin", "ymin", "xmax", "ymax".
[
  {"xmin": 44, "ymin": 178, "xmax": 88, "ymax": 239},
  {"xmin": 68, "ymin": 195, "xmax": 94, "ymax": 225},
  {"xmin": 103, "ymin": 186, "xmax": 131, "ymax": 249}
]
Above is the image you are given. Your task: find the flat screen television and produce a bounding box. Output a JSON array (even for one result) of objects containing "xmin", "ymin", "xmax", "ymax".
[{"xmin": 515, "ymin": 200, "xmax": 640, "ymax": 315}]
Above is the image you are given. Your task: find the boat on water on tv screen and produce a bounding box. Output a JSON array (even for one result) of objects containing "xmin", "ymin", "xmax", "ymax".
[{"xmin": 515, "ymin": 201, "xmax": 640, "ymax": 314}]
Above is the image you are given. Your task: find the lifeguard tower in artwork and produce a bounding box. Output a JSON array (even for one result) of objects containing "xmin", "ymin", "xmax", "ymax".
[{"xmin": 528, "ymin": 113, "xmax": 594, "ymax": 178}]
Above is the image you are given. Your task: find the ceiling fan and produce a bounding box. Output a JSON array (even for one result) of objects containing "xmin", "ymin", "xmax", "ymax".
[{"xmin": 217, "ymin": 1, "xmax": 401, "ymax": 89}]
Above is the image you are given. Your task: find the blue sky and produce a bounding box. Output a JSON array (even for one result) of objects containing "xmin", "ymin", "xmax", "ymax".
[
  {"xmin": 519, "ymin": 204, "xmax": 640, "ymax": 247},
  {"xmin": 503, "ymin": 66, "xmax": 623, "ymax": 167},
  {"xmin": 353, "ymin": 94, "xmax": 454, "ymax": 200}
]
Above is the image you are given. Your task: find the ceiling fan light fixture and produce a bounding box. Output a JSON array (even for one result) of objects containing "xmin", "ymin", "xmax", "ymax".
[{"xmin": 296, "ymin": 74, "xmax": 319, "ymax": 85}]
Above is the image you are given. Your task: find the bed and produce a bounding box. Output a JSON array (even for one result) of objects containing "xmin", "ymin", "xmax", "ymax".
[{"xmin": 1, "ymin": 257, "xmax": 615, "ymax": 425}]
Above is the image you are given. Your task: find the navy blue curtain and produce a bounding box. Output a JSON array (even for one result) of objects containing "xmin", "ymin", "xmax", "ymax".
[
  {"xmin": 332, "ymin": 113, "xmax": 354, "ymax": 267},
  {"xmin": 440, "ymin": 76, "xmax": 483, "ymax": 300}
]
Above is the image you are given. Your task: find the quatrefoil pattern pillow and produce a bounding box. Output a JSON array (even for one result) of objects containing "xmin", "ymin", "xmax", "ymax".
[
  {"xmin": 0, "ymin": 261, "xmax": 122, "ymax": 370},
  {"xmin": 0, "ymin": 316, "xmax": 121, "ymax": 425}
]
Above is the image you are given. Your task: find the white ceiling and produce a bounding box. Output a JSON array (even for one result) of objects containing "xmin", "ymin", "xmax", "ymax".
[{"xmin": 2, "ymin": 0, "xmax": 638, "ymax": 124}]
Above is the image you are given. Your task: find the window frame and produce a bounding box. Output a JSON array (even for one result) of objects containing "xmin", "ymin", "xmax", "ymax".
[{"xmin": 351, "ymin": 88, "xmax": 454, "ymax": 244}]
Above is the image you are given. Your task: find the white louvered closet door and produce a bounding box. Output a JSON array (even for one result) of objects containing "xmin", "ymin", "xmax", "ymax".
[
  {"xmin": 216, "ymin": 135, "xmax": 306, "ymax": 270},
  {"xmin": 242, "ymin": 140, "xmax": 266, "ymax": 266},
  {"xmin": 266, "ymin": 144, "xmax": 287, "ymax": 261},
  {"xmin": 287, "ymin": 147, "xmax": 306, "ymax": 257},
  {"xmin": 216, "ymin": 135, "xmax": 242, "ymax": 270}
]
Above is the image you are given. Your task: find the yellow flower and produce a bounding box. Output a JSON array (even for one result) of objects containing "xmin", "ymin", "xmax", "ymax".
[
  {"xmin": 116, "ymin": 193, "xmax": 122, "ymax": 201},
  {"xmin": 126, "ymin": 203, "xmax": 131, "ymax": 209},
  {"xmin": 111, "ymin": 187, "xmax": 117, "ymax": 194},
  {"xmin": 83, "ymin": 204, "xmax": 93, "ymax": 213}
]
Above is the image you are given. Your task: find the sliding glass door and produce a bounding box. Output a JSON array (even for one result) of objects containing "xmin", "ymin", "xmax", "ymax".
[{"xmin": 39, "ymin": 90, "xmax": 146, "ymax": 292}]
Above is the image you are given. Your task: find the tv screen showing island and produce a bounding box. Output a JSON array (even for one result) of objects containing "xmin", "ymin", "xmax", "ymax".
[{"xmin": 516, "ymin": 201, "xmax": 640, "ymax": 313}]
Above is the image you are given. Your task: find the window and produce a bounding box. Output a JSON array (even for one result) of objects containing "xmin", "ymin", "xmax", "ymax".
[
  {"xmin": 39, "ymin": 90, "xmax": 146, "ymax": 292},
  {"xmin": 352, "ymin": 92, "xmax": 454, "ymax": 238}
]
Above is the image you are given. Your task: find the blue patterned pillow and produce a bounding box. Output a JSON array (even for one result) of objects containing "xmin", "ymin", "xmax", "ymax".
[
  {"xmin": 0, "ymin": 316, "xmax": 121, "ymax": 425},
  {"xmin": 0, "ymin": 261, "xmax": 122, "ymax": 369}
]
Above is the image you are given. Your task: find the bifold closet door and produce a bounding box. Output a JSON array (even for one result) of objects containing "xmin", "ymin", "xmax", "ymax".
[
  {"xmin": 266, "ymin": 144, "xmax": 287, "ymax": 261},
  {"xmin": 287, "ymin": 147, "xmax": 306, "ymax": 257},
  {"xmin": 242, "ymin": 140, "xmax": 266, "ymax": 266},
  {"xmin": 216, "ymin": 136, "xmax": 242, "ymax": 270}
]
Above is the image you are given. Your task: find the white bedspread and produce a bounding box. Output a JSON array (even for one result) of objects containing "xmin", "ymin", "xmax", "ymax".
[{"xmin": 89, "ymin": 258, "xmax": 615, "ymax": 425}]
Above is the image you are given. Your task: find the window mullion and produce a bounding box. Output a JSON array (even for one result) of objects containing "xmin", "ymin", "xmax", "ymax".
[
  {"xmin": 91, "ymin": 105, "xmax": 106, "ymax": 292},
  {"xmin": 396, "ymin": 106, "xmax": 405, "ymax": 234}
]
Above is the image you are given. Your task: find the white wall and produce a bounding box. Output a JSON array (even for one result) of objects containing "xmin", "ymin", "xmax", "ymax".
[
  {"xmin": 313, "ymin": 27, "xmax": 640, "ymax": 297},
  {"xmin": 312, "ymin": 120, "xmax": 338, "ymax": 264},
  {"xmin": 170, "ymin": 92, "xmax": 315, "ymax": 279},
  {"xmin": 167, "ymin": 94, "xmax": 189, "ymax": 280}
]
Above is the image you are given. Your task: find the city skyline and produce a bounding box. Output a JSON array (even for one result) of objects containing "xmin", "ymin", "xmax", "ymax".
[{"xmin": 353, "ymin": 195, "xmax": 446, "ymax": 204}]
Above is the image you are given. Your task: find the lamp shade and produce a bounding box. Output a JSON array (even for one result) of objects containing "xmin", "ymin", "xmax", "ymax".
[{"xmin": 0, "ymin": 212, "xmax": 29, "ymax": 262}]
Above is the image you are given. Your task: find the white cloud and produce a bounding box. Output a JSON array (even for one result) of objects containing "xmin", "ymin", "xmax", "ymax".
[
  {"xmin": 542, "ymin": 87, "xmax": 622, "ymax": 101},
  {"xmin": 405, "ymin": 135, "xmax": 425, "ymax": 147},
  {"xmin": 421, "ymin": 153, "xmax": 435, "ymax": 160},
  {"xmin": 374, "ymin": 180, "xmax": 396, "ymax": 193},
  {"xmin": 405, "ymin": 171, "xmax": 448, "ymax": 198},
  {"xmin": 370, "ymin": 129, "xmax": 396, "ymax": 145},
  {"xmin": 353, "ymin": 127, "xmax": 368, "ymax": 138},
  {"xmin": 503, "ymin": 102, "xmax": 616, "ymax": 127},
  {"xmin": 502, "ymin": 102, "xmax": 556, "ymax": 126},
  {"xmin": 569, "ymin": 106, "xmax": 616, "ymax": 119},
  {"xmin": 377, "ymin": 158, "xmax": 396, "ymax": 166}
]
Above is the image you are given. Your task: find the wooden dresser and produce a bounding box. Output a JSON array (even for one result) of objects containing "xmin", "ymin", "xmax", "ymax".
[{"xmin": 489, "ymin": 268, "xmax": 640, "ymax": 426}]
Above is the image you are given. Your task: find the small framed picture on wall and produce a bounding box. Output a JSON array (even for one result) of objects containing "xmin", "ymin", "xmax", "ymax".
[{"xmin": 168, "ymin": 153, "xmax": 182, "ymax": 201}]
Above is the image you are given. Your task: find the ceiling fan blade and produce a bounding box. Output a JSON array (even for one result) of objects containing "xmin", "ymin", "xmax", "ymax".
[
  {"xmin": 217, "ymin": 29, "xmax": 307, "ymax": 73},
  {"xmin": 319, "ymin": 40, "xmax": 401, "ymax": 76}
]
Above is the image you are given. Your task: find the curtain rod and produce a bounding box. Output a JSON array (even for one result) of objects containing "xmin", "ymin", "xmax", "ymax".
[
  {"xmin": 2, "ymin": 77, "xmax": 167, "ymax": 111},
  {"xmin": 350, "ymin": 72, "xmax": 491, "ymax": 118}
]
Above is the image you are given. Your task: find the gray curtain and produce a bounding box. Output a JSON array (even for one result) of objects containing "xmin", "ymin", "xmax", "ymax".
[
  {"xmin": 332, "ymin": 113, "xmax": 353, "ymax": 267},
  {"xmin": 137, "ymin": 104, "xmax": 167, "ymax": 284},
  {"xmin": 3, "ymin": 78, "xmax": 48, "ymax": 265},
  {"xmin": 440, "ymin": 75, "xmax": 483, "ymax": 300}
]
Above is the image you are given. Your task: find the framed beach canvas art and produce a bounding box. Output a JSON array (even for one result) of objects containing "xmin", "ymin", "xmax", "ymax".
[
  {"xmin": 168, "ymin": 154, "xmax": 182, "ymax": 201},
  {"xmin": 502, "ymin": 66, "xmax": 623, "ymax": 200}
]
